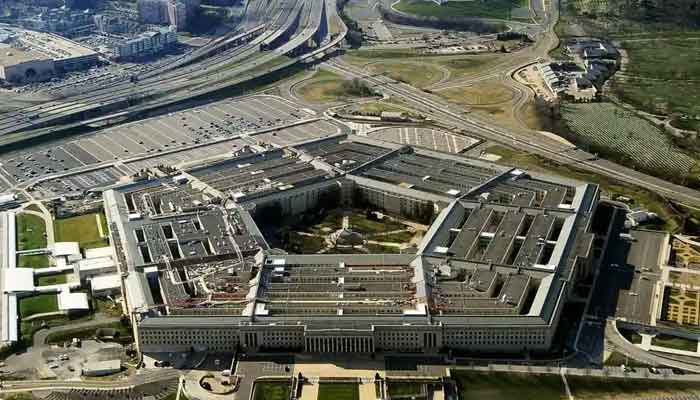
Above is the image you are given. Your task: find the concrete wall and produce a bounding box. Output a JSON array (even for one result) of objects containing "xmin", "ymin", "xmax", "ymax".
[{"xmin": 0, "ymin": 58, "xmax": 55, "ymax": 83}]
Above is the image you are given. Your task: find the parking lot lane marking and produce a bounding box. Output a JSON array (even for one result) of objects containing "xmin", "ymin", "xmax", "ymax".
[
  {"xmin": 98, "ymin": 135, "xmax": 131, "ymax": 156},
  {"xmin": 82, "ymin": 139, "xmax": 115, "ymax": 161},
  {"xmin": 118, "ymin": 131, "xmax": 150, "ymax": 153},
  {"xmin": 154, "ymin": 120, "xmax": 188, "ymax": 143},
  {"xmin": 59, "ymin": 146, "xmax": 87, "ymax": 167}
]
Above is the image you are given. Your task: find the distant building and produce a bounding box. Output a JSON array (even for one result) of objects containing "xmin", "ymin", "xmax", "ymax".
[
  {"xmin": 137, "ymin": 0, "xmax": 199, "ymax": 30},
  {"xmin": 0, "ymin": 29, "xmax": 98, "ymax": 84},
  {"xmin": 137, "ymin": 0, "xmax": 170, "ymax": 25},
  {"xmin": 114, "ymin": 26, "xmax": 177, "ymax": 60},
  {"xmin": 0, "ymin": 46, "xmax": 55, "ymax": 84}
]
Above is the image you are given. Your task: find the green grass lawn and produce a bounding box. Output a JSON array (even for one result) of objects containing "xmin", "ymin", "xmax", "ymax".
[
  {"xmin": 253, "ymin": 382, "xmax": 291, "ymax": 400},
  {"xmin": 286, "ymin": 232, "xmax": 326, "ymax": 254},
  {"xmin": 454, "ymin": 371, "xmax": 564, "ymax": 400},
  {"xmin": 394, "ymin": 0, "xmax": 528, "ymax": 20},
  {"xmin": 651, "ymin": 334, "xmax": 698, "ymax": 352},
  {"xmin": 350, "ymin": 101, "xmax": 412, "ymax": 116},
  {"xmin": 348, "ymin": 213, "xmax": 404, "ymax": 234},
  {"xmin": 568, "ymin": 375, "xmax": 700, "ymax": 399},
  {"xmin": 16, "ymin": 213, "xmax": 47, "ymax": 250},
  {"xmin": 317, "ymin": 383, "xmax": 359, "ymax": 400},
  {"xmin": 54, "ymin": 213, "xmax": 109, "ymax": 249},
  {"xmin": 35, "ymin": 273, "xmax": 70, "ymax": 286},
  {"xmin": 17, "ymin": 254, "xmax": 50, "ymax": 269},
  {"xmin": 387, "ymin": 382, "xmax": 424, "ymax": 397},
  {"xmin": 19, "ymin": 294, "xmax": 58, "ymax": 318},
  {"xmin": 454, "ymin": 370, "xmax": 700, "ymax": 399},
  {"xmin": 612, "ymin": 36, "xmax": 700, "ymax": 127},
  {"xmin": 297, "ymin": 70, "xmax": 374, "ymax": 103},
  {"xmin": 344, "ymin": 50, "xmax": 504, "ymax": 80},
  {"xmin": 367, "ymin": 62, "xmax": 444, "ymax": 88}
]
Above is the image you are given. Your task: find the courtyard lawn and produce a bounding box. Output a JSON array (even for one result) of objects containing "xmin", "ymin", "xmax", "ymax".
[
  {"xmin": 35, "ymin": 273, "xmax": 69, "ymax": 286},
  {"xmin": 17, "ymin": 254, "xmax": 50, "ymax": 269},
  {"xmin": 253, "ymin": 382, "xmax": 291, "ymax": 400},
  {"xmin": 16, "ymin": 213, "xmax": 47, "ymax": 250},
  {"xmin": 54, "ymin": 213, "xmax": 109, "ymax": 249},
  {"xmin": 387, "ymin": 382, "xmax": 424, "ymax": 397},
  {"xmin": 19, "ymin": 294, "xmax": 58, "ymax": 318},
  {"xmin": 348, "ymin": 213, "xmax": 404, "ymax": 234},
  {"xmin": 317, "ymin": 383, "xmax": 359, "ymax": 400}
]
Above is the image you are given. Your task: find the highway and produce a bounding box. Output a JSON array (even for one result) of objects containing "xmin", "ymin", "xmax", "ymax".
[
  {"xmin": 323, "ymin": 58, "xmax": 700, "ymax": 207},
  {"xmin": 0, "ymin": 0, "xmax": 335, "ymax": 138},
  {"xmin": 0, "ymin": 369, "xmax": 182, "ymax": 393}
]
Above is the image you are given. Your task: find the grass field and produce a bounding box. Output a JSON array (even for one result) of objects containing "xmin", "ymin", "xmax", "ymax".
[
  {"xmin": 612, "ymin": 36, "xmax": 700, "ymax": 131},
  {"xmin": 351, "ymin": 101, "xmax": 407, "ymax": 115},
  {"xmin": 651, "ymin": 334, "xmax": 698, "ymax": 352},
  {"xmin": 17, "ymin": 254, "xmax": 49, "ymax": 269},
  {"xmin": 394, "ymin": 0, "xmax": 528, "ymax": 20},
  {"xmin": 553, "ymin": 0, "xmax": 700, "ymax": 132},
  {"xmin": 560, "ymin": 102, "xmax": 695, "ymax": 178},
  {"xmin": 16, "ymin": 213, "xmax": 47, "ymax": 250},
  {"xmin": 19, "ymin": 294, "xmax": 58, "ymax": 318},
  {"xmin": 454, "ymin": 370, "xmax": 700, "ymax": 399},
  {"xmin": 343, "ymin": 49, "xmax": 504, "ymax": 81},
  {"xmin": 484, "ymin": 145, "xmax": 683, "ymax": 232},
  {"xmin": 35, "ymin": 273, "xmax": 70, "ymax": 286},
  {"xmin": 387, "ymin": 382, "xmax": 424, "ymax": 397},
  {"xmin": 454, "ymin": 371, "xmax": 564, "ymax": 399},
  {"xmin": 438, "ymin": 82, "xmax": 514, "ymax": 106},
  {"xmin": 54, "ymin": 212, "xmax": 109, "ymax": 249},
  {"xmin": 317, "ymin": 383, "xmax": 359, "ymax": 400},
  {"xmin": 253, "ymin": 382, "xmax": 291, "ymax": 400},
  {"xmin": 297, "ymin": 70, "xmax": 369, "ymax": 103},
  {"xmin": 367, "ymin": 62, "xmax": 444, "ymax": 88}
]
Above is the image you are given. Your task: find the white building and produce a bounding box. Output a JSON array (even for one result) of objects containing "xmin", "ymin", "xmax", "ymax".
[{"xmin": 114, "ymin": 26, "xmax": 177, "ymax": 60}]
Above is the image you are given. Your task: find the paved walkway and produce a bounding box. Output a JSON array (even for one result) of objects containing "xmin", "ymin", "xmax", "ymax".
[
  {"xmin": 299, "ymin": 382, "xmax": 319, "ymax": 400},
  {"xmin": 359, "ymin": 382, "xmax": 377, "ymax": 400}
]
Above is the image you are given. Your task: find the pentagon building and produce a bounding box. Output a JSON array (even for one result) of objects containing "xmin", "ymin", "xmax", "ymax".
[{"xmin": 105, "ymin": 135, "xmax": 599, "ymax": 355}]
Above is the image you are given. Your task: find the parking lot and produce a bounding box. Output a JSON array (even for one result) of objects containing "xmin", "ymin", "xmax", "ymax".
[
  {"xmin": 0, "ymin": 95, "xmax": 314, "ymax": 187},
  {"xmin": 29, "ymin": 166, "xmax": 127, "ymax": 199},
  {"xmin": 367, "ymin": 127, "xmax": 480, "ymax": 154},
  {"xmin": 23, "ymin": 118, "xmax": 342, "ymax": 199}
]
